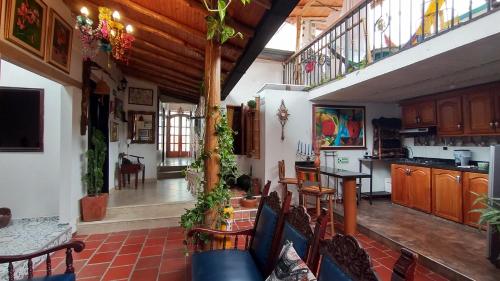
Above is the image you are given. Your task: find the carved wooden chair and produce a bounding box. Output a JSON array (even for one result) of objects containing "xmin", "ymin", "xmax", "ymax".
[
  {"xmin": 278, "ymin": 160, "xmax": 298, "ymax": 201},
  {"xmin": 188, "ymin": 189, "xmax": 293, "ymax": 281},
  {"xmin": 0, "ymin": 241, "xmax": 85, "ymax": 281},
  {"xmin": 274, "ymin": 207, "xmax": 328, "ymax": 270},
  {"xmin": 314, "ymin": 234, "xmax": 417, "ymax": 281},
  {"xmin": 118, "ymin": 153, "xmax": 145, "ymax": 189},
  {"xmin": 295, "ymin": 166, "xmax": 336, "ymax": 235}
]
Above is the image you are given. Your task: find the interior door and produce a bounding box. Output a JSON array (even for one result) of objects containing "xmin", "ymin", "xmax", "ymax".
[{"xmin": 167, "ymin": 113, "xmax": 191, "ymax": 158}]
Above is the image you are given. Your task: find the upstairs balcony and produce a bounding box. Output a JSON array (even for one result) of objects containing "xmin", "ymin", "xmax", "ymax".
[{"xmin": 283, "ymin": 0, "xmax": 500, "ymax": 101}]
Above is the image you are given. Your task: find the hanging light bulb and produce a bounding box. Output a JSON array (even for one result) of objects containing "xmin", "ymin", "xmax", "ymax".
[
  {"xmin": 112, "ymin": 11, "xmax": 121, "ymax": 20},
  {"xmin": 80, "ymin": 6, "xmax": 89, "ymax": 17},
  {"xmin": 125, "ymin": 24, "xmax": 134, "ymax": 33}
]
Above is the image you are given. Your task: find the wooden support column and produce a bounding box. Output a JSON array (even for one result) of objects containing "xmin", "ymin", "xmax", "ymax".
[
  {"xmin": 296, "ymin": 16, "xmax": 302, "ymax": 52},
  {"xmin": 81, "ymin": 59, "xmax": 91, "ymax": 136},
  {"xmin": 203, "ymin": 40, "xmax": 222, "ymax": 194}
]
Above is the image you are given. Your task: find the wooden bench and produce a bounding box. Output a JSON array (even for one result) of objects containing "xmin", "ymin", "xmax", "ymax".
[{"xmin": 0, "ymin": 241, "xmax": 85, "ymax": 281}]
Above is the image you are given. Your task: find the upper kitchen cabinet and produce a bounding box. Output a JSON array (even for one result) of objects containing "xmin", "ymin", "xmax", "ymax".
[
  {"xmin": 401, "ymin": 100, "xmax": 436, "ymax": 128},
  {"xmin": 463, "ymin": 88, "xmax": 497, "ymax": 135},
  {"xmin": 437, "ymin": 96, "xmax": 463, "ymax": 135}
]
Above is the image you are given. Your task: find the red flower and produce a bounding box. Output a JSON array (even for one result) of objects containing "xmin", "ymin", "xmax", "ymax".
[
  {"xmin": 322, "ymin": 120, "xmax": 335, "ymax": 137},
  {"xmin": 347, "ymin": 120, "xmax": 361, "ymax": 138}
]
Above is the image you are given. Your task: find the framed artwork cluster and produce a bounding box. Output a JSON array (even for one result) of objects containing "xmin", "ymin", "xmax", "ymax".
[
  {"xmin": 3, "ymin": 0, "xmax": 73, "ymax": 73},
  {"xmin": 128, "ymin": 87, "xmax": 154, "ymax": 106}
]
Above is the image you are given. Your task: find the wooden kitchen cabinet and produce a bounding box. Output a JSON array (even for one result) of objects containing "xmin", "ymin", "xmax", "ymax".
[
  {"xmin": 463, "ymin": 90, "xmax": 497, "ymax": 135},
  {"xmin": 408, "ymin": 167, "xmax": 431, "ymax": 213},
  {"xmin": 463, "ymin": 172, "xmax": 489, "ymax": 228},
  {"xmin": 437, "ymin": 96, "xmax": 463, "ymax": 135},
  {"xmin": 391, "ymin": 164, "xmax": 410, "ymax": 207},
  {"xmin": 401, "ymin": 100, "xmax": 436, "ymax": 128},
  {"xmin": 432, "ymin": 169, "xmax": 463, "ymax": 223}
]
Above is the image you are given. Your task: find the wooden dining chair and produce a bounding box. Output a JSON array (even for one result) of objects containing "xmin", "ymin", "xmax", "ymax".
[
  {"xmin": 295, "ymin": 166, "xmax": 335, "ymax": 235},
  {"xmin": 278, "ymin": 160, "xmax": 298, "ymax": 201}
]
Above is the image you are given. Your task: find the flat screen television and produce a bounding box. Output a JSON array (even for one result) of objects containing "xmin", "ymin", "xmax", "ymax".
[{"xmin": 0, "ymin": 87, "xmax": 44, "ymax": 152}]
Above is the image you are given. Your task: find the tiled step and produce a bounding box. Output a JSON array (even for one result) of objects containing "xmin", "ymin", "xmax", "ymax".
[
  {"xmin": 77, "ymin": 201, "xmax": 195, "ymax": 235},
  {"xmin": 229, "ymin": 191, "xmax": 261, "ymax": 221},
  {"xmin": 157, "ymin": 170, "xmax": 184, "ymax": 179},
  {"xmin": 157, "ymin": 165, "xmax": 186, "ymax": 179}
]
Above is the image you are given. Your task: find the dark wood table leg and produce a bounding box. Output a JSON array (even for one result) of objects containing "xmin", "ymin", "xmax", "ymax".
[
  {"xmin": 128, "ymin": 174, "xmax": 131, "ymax": 185},
  {"xmin": 118, "ymin": 173, "xmax": 122, "ymax": 190},
  {"xmin": 142, "ymin": 167, "xmax": 145, "ymax": 185},
  {"xmin": 135, "ymin": 172, "xmax": 138, "ymax": 189},
  {"xmin": 343, "ymin": 177, "xmax": 357, "ymax": 235}
]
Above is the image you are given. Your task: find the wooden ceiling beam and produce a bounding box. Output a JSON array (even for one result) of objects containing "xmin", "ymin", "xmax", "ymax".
[
  {"xmin": 183, "ymin": 0, "xmax": 255, "ymax": 38},
  {"xmin": 131, "ymin": 47, "xmax": 204, "ymax": 73},
  {"xmin": 124, "ymin": 66, "xmax": 199, "ymax": 90},
  {"xmin": 159, "ymin": 89, "xmax": 199, "ymax": 103},
  {"xmin": 123, "ymin": 66, "xmax": 200, "ymax": 90},
  {"xmin": 129, "ymin": 53, "xmax": 202, "ymax": 79},
  {"xmin": 127, "ymin": 58, "xmax": 202, "ymax": 84},
  {"xmin": 124, "ymin": 70, "xmax": 199, "ymax": 95},
  {"xmin": 253, "ymin": 0, "xmax": 272, "ymax": 10}
]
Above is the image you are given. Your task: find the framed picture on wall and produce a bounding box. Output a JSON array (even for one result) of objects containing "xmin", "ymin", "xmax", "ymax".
[
  {"xmin": 114, "ymin": 98, "xmax": 124, "ymax": 121},
  {"xmin": 5, "ymin": 0, "xmax": 48, "ymax": 58},
  {"xmin": 312, "ymin": 105, "xmax": 366, "ymax": 150},
  {"xmin": 128, "ymin": 87, "xmax": 153, "ymax": 106},
  {"xmin": 46, "ymin": 9, "xmax": 73, "ymax": 73},
  {"xmin": 110, "ymin": 122, "xmax": 118, "ymax": 142}
]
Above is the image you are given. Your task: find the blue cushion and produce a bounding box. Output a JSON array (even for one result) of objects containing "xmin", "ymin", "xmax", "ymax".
[
  {"xmin": 192, "ymin": 250, "xmax": 262, "ymax": 281},
  {"xmin": 318, "ymin": 255, "xmax": 353, "ymax": 281},
  {"xmin": 250, "ymin": 204, "xmax": 278, "ymax": 271},
  {"xmin": 280, "ymin": 222, "xmax": 309, "ymax": 260},
  {"xmin": 27, "ymin": 273, "xmax": 75, "ymax": 281}
]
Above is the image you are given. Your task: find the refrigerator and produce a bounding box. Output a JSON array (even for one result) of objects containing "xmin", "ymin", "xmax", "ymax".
[{"xmin": 488, "ymin": 145, "xmax": 500, "ymax": 266}]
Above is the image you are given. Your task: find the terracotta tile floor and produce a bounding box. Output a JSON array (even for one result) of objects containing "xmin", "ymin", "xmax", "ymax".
[{"xmin": 33, "ymin": 221, "xmax": 448, "ymax": 281}]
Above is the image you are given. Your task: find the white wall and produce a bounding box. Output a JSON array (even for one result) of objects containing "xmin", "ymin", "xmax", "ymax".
[
  {"xmin": 224, "ymin": 58, "xmax": 284, "ymax": 181},
  {"xmin": 122, "ymin": 76, "xmax": 159, "ymax": 180},
  {"xmin": 0, "ymin": 60, "xmax": 84, "ymax": 226}
]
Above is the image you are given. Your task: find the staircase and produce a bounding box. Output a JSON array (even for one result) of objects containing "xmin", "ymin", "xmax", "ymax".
[
  {"xmin": 229, "ymin": 190, "xmax": 261, "ymax": 221},
  {"xmin": 77, "ymin": 201, "xmax": 195, "ymax": 234},
  {"xmin": 157, "ymin": 165, "xmax": 186, "ymax": 179}
]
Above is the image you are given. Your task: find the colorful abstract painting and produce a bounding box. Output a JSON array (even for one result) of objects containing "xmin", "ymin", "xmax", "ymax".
[
  {"xmin": 5, "ymin": 0, "xmax": 47, "ymax": 58},
  {"xmin": 313, "ymin": 105, "xmax": 366, "ymax": 149},
  {"xmin": 47, "ymin": 9, "xmax": 72, "ymax": 73}
]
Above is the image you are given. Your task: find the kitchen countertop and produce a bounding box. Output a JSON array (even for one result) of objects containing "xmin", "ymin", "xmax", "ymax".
[{"xmin": 386, "ymin": 158, "xmax": 489, "ymax": 174}]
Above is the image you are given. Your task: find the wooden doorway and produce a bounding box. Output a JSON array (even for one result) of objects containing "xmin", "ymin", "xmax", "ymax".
[{"xmin": 164, "ymin": 111, "xmax": 192, "ymax": 158}]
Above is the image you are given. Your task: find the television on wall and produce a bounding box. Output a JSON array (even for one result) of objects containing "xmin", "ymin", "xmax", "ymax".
[{"xmin": 0, "ymin": 87, "xmax": 44, "ymax": 152}]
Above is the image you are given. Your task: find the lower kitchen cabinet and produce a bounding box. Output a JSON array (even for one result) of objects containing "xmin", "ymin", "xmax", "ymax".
[
  {"xmin": 391, "ymin": 164, "xmax": 431, "ymax": 212},
  {"xmin": 432, "ymin": 169, "xmax": 463, "ymax": 223},
  {"xmin": 391, "ymin": 164, "xmax": 410, "ymax": 206},
  {"xmin": 408, "ymin": 167, "xmax": 431, "ymax": 213},
  {"xmin": 463, "ymin": 172, "xmax": 489, "ymax": 228}
]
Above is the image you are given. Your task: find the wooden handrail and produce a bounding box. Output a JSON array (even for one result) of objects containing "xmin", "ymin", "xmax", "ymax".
[{"xmin": 0, "ymin": 241, "xmax": 85, "ymax": 263}]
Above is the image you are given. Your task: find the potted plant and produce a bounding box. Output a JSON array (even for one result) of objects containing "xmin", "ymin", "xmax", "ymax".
[
  {"xmin": 247, "ymin": 99, "xmax": 257, "ymax": 109},
  {"xmin": 471, "ymin": 193, "xmax": 500, "ymax": 268},
  {"xmin": 81, "ymin": 129, "xmax": 108, "ymax": 222},
  {"xmin": 240, "ymin": 186, "xmax": 258, "ymax": 208}
]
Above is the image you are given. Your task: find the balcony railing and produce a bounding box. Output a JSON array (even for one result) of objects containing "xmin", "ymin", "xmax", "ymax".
[{"xmin": 283, "ymin": 0, "xmax": 498, "ymax": 87}]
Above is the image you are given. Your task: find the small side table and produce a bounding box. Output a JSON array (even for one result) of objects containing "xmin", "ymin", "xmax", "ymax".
[{"xmin": 358, "ymin": 158, "xmax": 391, "ymax": 205}]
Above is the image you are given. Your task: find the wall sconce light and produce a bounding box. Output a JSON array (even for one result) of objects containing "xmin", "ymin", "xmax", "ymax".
[
  {"xmin": 117, "ymin": 77, "xmax": 128, "ymax": 92},
  {"xmin": 276, "ymin": 99, "xmax": 290, "ymax": 141}
]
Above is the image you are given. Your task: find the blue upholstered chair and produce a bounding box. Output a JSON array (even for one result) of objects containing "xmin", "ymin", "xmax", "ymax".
[
  {"xmin": 189, "ymin": 188, "xmax": 292, "ymax": 281},
  {"xmin": 315, "ymin": 235, "xmax": 417, "ymax": 281},
  {"xmin": 0, "ymin": 241, "xmax": 85, "ymax": 281}
]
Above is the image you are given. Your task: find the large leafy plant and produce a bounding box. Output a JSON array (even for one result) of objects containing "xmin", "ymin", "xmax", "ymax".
[
  {"xmin": 471, "ymin": 193, "xmax": 500, "ymax": 232},
  {"xmin": 204, "ymin": 0, "xmax": 251, "ymax": 44},
  {"xmin": 181, "ymin": 108, "xmax": 238, "ymax": 230},
  {"xmin": 83, "ymin": 129, "xmax": 107, "ymax": 196}
]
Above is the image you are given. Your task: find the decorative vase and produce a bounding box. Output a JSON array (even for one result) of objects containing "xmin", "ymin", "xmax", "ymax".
[
  {"xmin": 240, "ymin": 197, "xmax": 258, "ymax": 208},
  {"xmin": 80, "ymin": 194, "xmax": 109, "ymax": 222},
  {"xmin": 0, "ymin": 208, "xmax": 12, "ymax": 228}
]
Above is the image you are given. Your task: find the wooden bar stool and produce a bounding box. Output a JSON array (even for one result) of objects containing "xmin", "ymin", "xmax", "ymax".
[
  {"xmin": 278, "ymin": 160, "xmax": 298, "ymax": 201},
  {"xmin": 296, "ymin": 166, "xmax": 336, "ymax": 235}
]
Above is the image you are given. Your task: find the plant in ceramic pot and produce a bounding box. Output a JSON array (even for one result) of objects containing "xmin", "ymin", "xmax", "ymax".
[
  {"xmin": 247, "ymin": 99, "xmax": 256, "ymax": 109},
  {"xmin": 471, "ymin": 193, "xmax": 500, "ymax": 268},
  {"xmin": 81, "ymin": 129, "xmax": 108, "ymax": 222},
  {"xmin": 240, "ymin": 186, "xmax": 258, "ymax": 208}
]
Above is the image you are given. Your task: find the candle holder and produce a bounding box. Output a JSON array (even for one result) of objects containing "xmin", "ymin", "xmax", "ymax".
[{"xmin": 296, "ymin": 140, "xmax": 317, "ymax": 162}]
